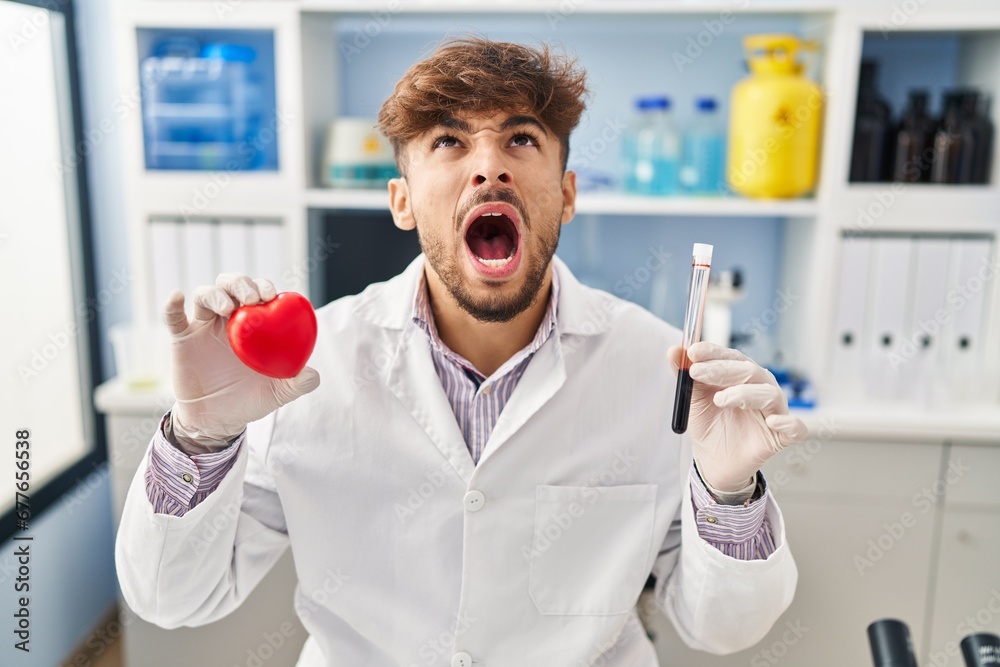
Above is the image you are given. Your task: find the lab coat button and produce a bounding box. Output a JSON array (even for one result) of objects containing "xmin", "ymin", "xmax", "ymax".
[
  {"xmin": 464, "ymin": 490, "xmax": 485, "ymax": 512},
  {"xmin": 452, "ymin": 652, "xmax": 472, "ymax": 667}
]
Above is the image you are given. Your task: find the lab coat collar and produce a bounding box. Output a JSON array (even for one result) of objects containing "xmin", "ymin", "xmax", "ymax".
[
  {"xmin": 352, "ymin": 252, "xmax": 616, "ymax": 338},
  {"xmin": 357, "ymin": 252, "xmax": 617, "ymax": 481}
]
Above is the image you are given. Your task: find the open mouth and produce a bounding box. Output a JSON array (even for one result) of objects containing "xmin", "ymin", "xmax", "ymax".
[{"xmin": 463, "ymin": 203, "xmax": 522, "ymax": 277}]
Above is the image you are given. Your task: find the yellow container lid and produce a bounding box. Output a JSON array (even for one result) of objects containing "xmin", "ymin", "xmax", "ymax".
[{"xmin": 744, "ymin": 34, "xmax": 816, "ymax": 75}]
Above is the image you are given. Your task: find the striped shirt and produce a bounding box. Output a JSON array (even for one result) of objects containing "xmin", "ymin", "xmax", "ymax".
[
  {"xmin": 144, "ymin": 414, "xmax": 240, "ymax": 517},
  {"xmin": 145, "ymin": 266, "xmax": 775, "ymax": 559},
  {"xmin": 691, "ymin": 468, "xmax": 776, "ymax": 560},
  {"xmin": 410, "ymin": 268, "xmax": 561, "ymax": 464}
]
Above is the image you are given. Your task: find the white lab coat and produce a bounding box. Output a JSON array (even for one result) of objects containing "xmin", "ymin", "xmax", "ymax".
[{"xmin": 115, "ymin": 254, "xmax": 797, "ymax": 667}]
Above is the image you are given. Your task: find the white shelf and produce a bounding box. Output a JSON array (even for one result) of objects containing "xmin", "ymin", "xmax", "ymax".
[
  {"xmin": 300, "ymin": 0, "xmax": 842, "ymax": 14},
  {"xmin": 305, "ymin": 187, "xmax": 389, "ymax": 211},
  {"xmin": 304, "ymin": 188, "xmax": 819, "ymax": 218},
  {"xmin": 573, "ymin": 192, "xmax": 818, "ymax": 217},
  {"xmin": 835, "ymin": 184, "xmax": 1000, "ymax": 233},
  {"xmin": 792, "ymin": 404, "xmax": 1000, "ymax": 444}
]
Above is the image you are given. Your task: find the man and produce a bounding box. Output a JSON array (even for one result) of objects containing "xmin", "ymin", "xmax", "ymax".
[{"xmin": 117, "ymin": 38, "xmax": 806, "ymax": 666}]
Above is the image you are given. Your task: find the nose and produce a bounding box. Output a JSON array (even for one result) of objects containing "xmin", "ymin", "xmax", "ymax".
[{"xmin": 471, "ymin": 144, "xmax": 511, "ymax": 187}]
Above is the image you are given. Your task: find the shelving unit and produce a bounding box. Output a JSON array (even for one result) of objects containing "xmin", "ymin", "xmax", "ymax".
[
  {"xmin": 108, "ymin": 0, "xmax": 1000, "ymax": 423},
  {"xmin": 103, "ymin": 2, "xmax": 1000, "ymax": 667}
]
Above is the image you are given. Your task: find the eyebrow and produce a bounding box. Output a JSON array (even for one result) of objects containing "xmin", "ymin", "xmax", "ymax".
[
  {"xmin": 501, "ymin": 115, "xmax": 550, "ymax": 135},
  {"xmin": 435, "ymin": 115, "xmax": 550, "ymax": 136},
  {"xmin": 438, "ymin": 116, "xmax": 473, "ymax": 133}
]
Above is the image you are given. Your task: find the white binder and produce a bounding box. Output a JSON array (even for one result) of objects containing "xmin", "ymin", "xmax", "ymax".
[
  {"xmin": 945, "ymin": 237, "xmax": 993, "ymax": 402},
  {"xmin": 218, "ymin": 220, "xmax": 252, "ymax": 276},
  {"xmin": 866, "ymin": 236, "xmax": 913, "ymax": 402},
  {"xmin": 901, "ymin": 238, "xmax": 950, "ymax": 408},
  {"xmin": 830, "ymin": 235, "xmax": 872, "ymax": 401},
  {"xmin": 250, "ymin": 222, "xmax": 285, "ymax": 286},
  {"xmin": 148, "ymin": 219, "xmax": 182, "ymax": 319},
  {"xmin": 181, "ymin": 219, "xmax": 217, "ymax": 300}
]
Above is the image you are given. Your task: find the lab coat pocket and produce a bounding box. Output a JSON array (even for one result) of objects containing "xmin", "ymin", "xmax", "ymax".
[{"xmin": 528, "ymin": 484, "xmax": 657, "ymax": 616}]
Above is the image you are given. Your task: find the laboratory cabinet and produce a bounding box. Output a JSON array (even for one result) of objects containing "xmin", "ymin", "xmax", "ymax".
[
  {"xmin": 647, "ymin": 438, "xmax": 945, "ymax": 666},
  {"xmin": 95, "ymin": 381, "xmax": 307, "ymax": 667},
  {"xmin": 648, "ymin": 439, "xmax": 1000, "ymax": 667},
  {"xmin": 92, "ymin": 1, "xmax": 1000, "ymax": 665},
  {"xmin": 927, "ymin": 511, "xmax": 1000, "ymax": 667},
  {"xmin": 926, "ymin": 444, "xmax": 1000, "ymax": 667}
]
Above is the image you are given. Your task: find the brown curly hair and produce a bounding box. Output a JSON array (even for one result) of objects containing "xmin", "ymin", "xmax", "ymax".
[{"xmin": 377, "ymin": 37, "xmax": 589, "ymax": 175}]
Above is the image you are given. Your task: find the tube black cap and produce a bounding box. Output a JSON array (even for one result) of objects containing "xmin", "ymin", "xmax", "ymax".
[
  {"xmin": 961, "ymin": 633, "xmax": 1000, "ymax": 666},
  {"xmin": 868, "ymin": 619, "xmax": 918, "ymax": 667}
]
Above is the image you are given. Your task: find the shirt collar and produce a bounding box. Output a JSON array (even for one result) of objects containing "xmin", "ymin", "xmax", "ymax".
[{"xmin": 411, "ymin": 264, "xmax": 561, "ymax": 378}]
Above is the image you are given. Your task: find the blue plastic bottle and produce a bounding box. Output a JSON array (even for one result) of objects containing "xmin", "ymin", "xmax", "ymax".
[
  {"xmin": 680, "ymin": 97, "xmax": 726, "ymax": 195},
  {"xmin": 623, "ymin": 96, "xmax": 679, "ymax": 195}
]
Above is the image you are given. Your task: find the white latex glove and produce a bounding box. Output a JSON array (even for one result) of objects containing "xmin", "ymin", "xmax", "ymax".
[
  {"xmin": 668, "ymin": 341, "xmax": 808, "ymax": 492},
  {"xmin": 163, "ymin": 272, "xmax": 321, "ymax": 451}
]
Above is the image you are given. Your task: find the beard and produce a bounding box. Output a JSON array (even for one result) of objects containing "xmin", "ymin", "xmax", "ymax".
[{"xmin": 415, "ymin": 188, "xmax": 560, "ymax": 324}]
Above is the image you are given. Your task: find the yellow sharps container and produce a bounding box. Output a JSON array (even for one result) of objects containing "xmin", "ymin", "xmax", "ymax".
[{"xmin": 728, "ymin": 34, "xmax": 823, "ymax": 198}]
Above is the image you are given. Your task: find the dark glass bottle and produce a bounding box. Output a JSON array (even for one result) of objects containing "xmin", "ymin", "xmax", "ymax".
[
  {"xmin": 850, "ymin": 61, "xmax": 894, "ymax": 182},
  {"xmin": 891, "ymin": 90, "xmax": 935, "ymax": 182},
  {"xmin": 932, "ymin": 90, "xmax": 971, "ymax": 184},
  {"xmin": 963, "ymin": 91, "xmax": 995, "ymax": 184}
]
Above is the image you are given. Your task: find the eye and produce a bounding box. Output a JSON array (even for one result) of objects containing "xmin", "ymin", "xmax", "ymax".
[
  {"xmin": 510, "ymin": 132, "xmax": 539, "ymax": 147},
  {"xmin": 431, "ymin": 134, "xmax": 461, "ymax": 149}
]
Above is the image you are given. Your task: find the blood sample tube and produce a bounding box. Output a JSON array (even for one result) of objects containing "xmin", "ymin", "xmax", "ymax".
[{"xmin": 672, "ymin": 243, "xmax": 713, "ymax": 434}]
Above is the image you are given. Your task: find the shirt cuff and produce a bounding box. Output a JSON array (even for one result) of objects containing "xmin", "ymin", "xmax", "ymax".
[
  {"xmin": 689, "ymin": 462, "xmax": 775, "ymax": 560},
  {"xmin": 144, "ymin": 411, "xmax": 245, "ymax": 516}
]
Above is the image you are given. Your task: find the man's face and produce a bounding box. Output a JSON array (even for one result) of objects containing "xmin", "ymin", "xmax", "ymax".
[{"xmin": 388, "ymin": 111, "xmax": 576, "ymax": 323}]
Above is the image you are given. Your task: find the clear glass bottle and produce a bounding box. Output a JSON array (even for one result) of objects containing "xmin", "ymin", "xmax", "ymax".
[
  {"xmin": 623, "ymin": 96, "xmax": 679, "ymax": 195},
  {"xmin": 680, "ymin": 97, "xmax": 726, "ymax": 195}
]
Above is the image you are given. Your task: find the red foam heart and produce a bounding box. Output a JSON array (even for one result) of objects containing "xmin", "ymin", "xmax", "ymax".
[{"xmin": 226, "ymin": 292, "xmax": 318, "ymax": 379}]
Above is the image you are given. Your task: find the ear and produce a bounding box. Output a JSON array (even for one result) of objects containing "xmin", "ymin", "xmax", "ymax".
[
  {"xmin": 388, "ymin": 177, "xmax": 415, "ymax": 231},
  {"xmin": 560, "ymin": 170, "xmax": 577, "ymax": 225}
]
